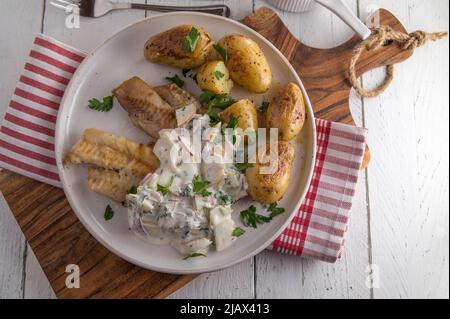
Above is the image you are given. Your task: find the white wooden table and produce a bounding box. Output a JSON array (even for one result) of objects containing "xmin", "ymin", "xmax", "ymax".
[{"xmin": 0, "ymin": 0, "xmax": 448, "ymax": 299}]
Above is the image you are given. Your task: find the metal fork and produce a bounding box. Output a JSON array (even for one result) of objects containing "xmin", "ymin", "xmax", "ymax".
[{"xmin": 50, "ymin": 0, "xmax": 231, "ymax": 18}]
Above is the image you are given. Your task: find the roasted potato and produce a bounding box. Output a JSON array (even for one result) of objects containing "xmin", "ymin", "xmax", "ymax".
[
  {"xmin": 144, "ymin": 25, "xmax": 214, "ymax": 69},
  {"xmin": 246, "ymin": 141, "xmax": 295, "ymax": 204},
  {"xmin": 197, "ymin": 61, "xmax": 234, "ymax": 94},
  {"xmin": 219, "ymin": 99, "xmax": 258, "ymax": 132},
  {"xmin": 216, "ymin": 34, "xmax": 272, "ymax": 93},
  {"xmin": 267, "ymin": 82, "xmax": 306, "ymax": 141}
]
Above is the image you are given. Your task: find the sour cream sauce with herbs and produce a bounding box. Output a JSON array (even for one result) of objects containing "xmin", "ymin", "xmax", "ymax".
[{"xmin": 126, "ymin": 114, "xmax": 248, "ymax": 256}]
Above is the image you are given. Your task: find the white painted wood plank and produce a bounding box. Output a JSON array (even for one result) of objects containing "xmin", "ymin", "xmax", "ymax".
[
  {"xmin": 253, "ymin": 0, "xmax": 371, "ymax": 299},
  {"xmin": 24, "ymin": 245, "xmax": 56, "ymax": 299},
  {"xmin": 43, "ymin": 0, "xmax": 147, "ymax": 51},
  {"xmin": 359, "ymin": 0, "xmax": 449, "ymax": 298},
  {"xmin": 0, "ymin": 193, "xmax": 26, "ymax": 298},
  {"xmin": 0, "ymin": 0, "xmax": 45, "ymax": 299}
]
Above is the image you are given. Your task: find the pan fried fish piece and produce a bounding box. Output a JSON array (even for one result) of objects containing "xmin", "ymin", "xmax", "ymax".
[
  {"xmin": 88, "ymin": 167, "xmax": 136, "ymax": 202},
  {"xmin": 154, "ymin": 83, "xmax": 201, "ymax": 111},
  {"xmin": 64, "ymin": 128, "xmax": 159, "ymax": 177},
  {"xmin": 112, "ymin": 77, "xmax": 177, "ymax": 139}
]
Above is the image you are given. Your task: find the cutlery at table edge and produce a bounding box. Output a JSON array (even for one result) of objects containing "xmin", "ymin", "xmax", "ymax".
[{"xmin": 50, "ymin": 0, "xmax": 231, "ymax": 18}]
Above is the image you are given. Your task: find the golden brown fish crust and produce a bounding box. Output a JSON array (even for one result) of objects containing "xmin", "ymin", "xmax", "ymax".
[
  {"xmin": 64, "ymin": 128, "xmax": 159, "ymax": 177},
  {"xmin": 88, "ymin": 167, "xmax": 135, "ymax": 202}
]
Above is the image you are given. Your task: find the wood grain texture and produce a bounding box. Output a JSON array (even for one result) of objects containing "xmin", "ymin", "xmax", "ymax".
[{"xmin": 359, "ymin": 0, "xmax": 449, "ymax": 298}]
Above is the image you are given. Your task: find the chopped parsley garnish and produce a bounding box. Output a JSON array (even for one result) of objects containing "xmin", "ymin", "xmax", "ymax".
[
  {"xmin": 227, "ymin": 116, "xmax": 238, "ymax": 129},
  {"xmin": 183, "ymin": 26, "xmax": 201, "ymax": 52},
  {"xmin": 232, "ymin": 227, "xmax": 246, "ymax": 237},
  {"xmin": 193, "ymin": 175, "xmax": 211, "ymax": 197},
  {"xmin": 226, "ymin": 116, "xmax": 238, "ymax": 144},
  {"xmin": 165, "ymin": 74, "xmax": 184, "ymax": 88},
  {"xmin": 104, "ymin": 205, "xmax": 114, "ymax": 221},
  {"xmin": 215, "ymin": 190, "xmax": 231, "ymax": 205},
  {"xmin": 214, "ymin": 70, "xmax": 225, "ymax": 80},
  {"xmin": 240, "ymin": 205, "xmax": 271, "ymax": 228},
  {"xmin": 235, "ymin": 162, "xmax": 254, "ymax": 170},
  {"xmin": 208, "ymin": 94, "xmax": 235, "ymax": 109},
  {"xmin": 183, "ymin": 252, "xmax": 206, "ymax": 260},
  {"xmin": 157, "ymin": 176, "xmax": 174, "ymax": 196},
  {"xmin": 182, "ymin": 68, "xmax": 191, "ymax": 77},
  {"xmin": 207, "ymin": 108, "xmax": 221, "ymax": 126},
  {"xmin": 258, "ymin": 101, "xmax": 270, "ymax": 113},
  {"xmin": 126, "ymin": 185, "xmax": 138, "ymax": 195},
  {"xmin": 200, "ymin": 90, "xmax": 215, "ymax": 104},
  {"xmin": 88, "ymin": 96, "xmax": 113, "ymax": 112},
  {"xmin": 213, "ymin": 44, "xmax": 228, "ymax": 63},
  {"xmin": 200, "ymin": 90, "xmax": 235, "ymax": 126},
  {"xmin": 267, "ymin": 202, "xmax": 285, "ymax": 219}
]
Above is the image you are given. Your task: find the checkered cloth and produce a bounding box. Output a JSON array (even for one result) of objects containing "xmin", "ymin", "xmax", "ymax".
[{"xmin": 0, "ymin": 34, "xmax": 367, "ymax": 262}]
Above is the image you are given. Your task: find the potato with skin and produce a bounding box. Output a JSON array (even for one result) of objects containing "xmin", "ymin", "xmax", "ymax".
[
  {"xmin": 267, "ymin": 82, "xmax": 306, "ymax": 141},
  {"xmin": 144, "ymin": 25, "xmax": 213, "ymax": 69},
  {"xmin": 197, "ymin": 61, "xmax": 234, "ymax": 95},
  {"xmin": 216, "ymin": 35, "xmax": 272, "ymax": 93},
  {"xmin": 219, "ymin": 99, "xmax": 258, "ymax": 132},
  {"xmin": 245, "ymin": 141, "xmax": 295, "ymax": 204}
]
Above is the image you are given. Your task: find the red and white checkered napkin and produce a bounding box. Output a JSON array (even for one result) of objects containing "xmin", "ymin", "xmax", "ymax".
[{"xmin": 0, "ymin": 34, "xmax": 367, "ymax": 263}]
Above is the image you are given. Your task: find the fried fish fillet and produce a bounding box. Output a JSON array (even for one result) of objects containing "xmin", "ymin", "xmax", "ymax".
[
  {"xmin": 64, "ymin": 128, "xmax": 159, "ymax": 177},
  {"xmin": 112, "ymin": 77, "xmax": 177, "ymax": 139},
  {"xmin": 88, "ymin": 167, "xmax": 136, "ymax": 202},
  {"xmin": 154, "ymin": 83, "xmax": 201, "ymax": 111}
]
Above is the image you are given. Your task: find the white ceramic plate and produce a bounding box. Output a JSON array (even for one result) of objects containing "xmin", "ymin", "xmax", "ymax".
[{"xmin": 55, "ymin": 12, "xmax": 316, "ymax": 274}]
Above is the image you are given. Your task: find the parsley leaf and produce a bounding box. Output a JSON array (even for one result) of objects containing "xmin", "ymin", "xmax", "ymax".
[
  {"xmin": 104, "ymin": 205, "xmax": 114, "ymax": 221},
  {"xmin": 214, "ymin": 70, "xmax": 225, "ymax": 80},
  {"xmin": 258, "ymin": 101, "xmax": 270, "ymax": 113},
  {"xmin": 183, "ymin": 252, "xmax": 206, "ymax": 260},
  {"xmin": 267, "ymin": 202, "xmax": 285, "ymax": 219},
  {"xmin": 215, "ymin": 190, "xmax": 231, "ymax": 205},
  {"xmin": 183, "ymin": 26, "xmax": 201, "ymax": 52},
  {"xmin": 127, "ymin": 185, "xmax": 138, "ymax": 195},
  {"xmin": 226, "ymin": 116, "xmax": 238, "ymax": 144},
  {"xmin": 157, "ymin": 176, "xmax": 174, "ymax": 196},
  {"xmin": 213, "ymin": 44, "xmax": 228, "ymax": 63},
  {"xmin": 227, "ymin": 116, "xmax": 238, "ymax": 129},
  {"xmin": 88, "ymin": 96, "xmax": 113, "ymax": 112},
  {"xmin": 235, "ymin": 162, "xmax": 254, "ymax": 170},
  {"xmin": 208, "ymin": 94, "xmax": 235, "ymax": 110},
  {"xmin": 232, "ymin": 227, "xmax": 246, "ymax": 237},
  {"xmin": 193, "ymin": 175, "xmax": 211, "ymax": 197},
  {"xmin": 165, "ymin": 74, "xmax": 184, "ymax": 88},
  {"xmin": 240, "ymin": 205, "xmax": 271, "ymax": 228},
  {"xmin": 200, "ymin": 90, "xmax": 215, "ymax": 104}
]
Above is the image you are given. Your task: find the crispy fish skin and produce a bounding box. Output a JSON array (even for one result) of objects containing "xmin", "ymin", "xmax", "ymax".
[
  {"xmin": 112, "ymin": 77, "xmax": 177, "ymax": 139},
  {"xmin": 154, "ymin": 83, "xmax": 201, "ymax": 111},
  {"xmin": 64, "ymin": 128, "xmax": 159, "ymax": 177},
  {"xmin": 88, "ymin": 167, "xmax": 135, "ymax": 202}
]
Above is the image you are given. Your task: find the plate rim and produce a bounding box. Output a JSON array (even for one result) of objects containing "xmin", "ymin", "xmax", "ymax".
[{"xmin": 55, "ymin": 11, "xmax": 317, "ymax": 274}]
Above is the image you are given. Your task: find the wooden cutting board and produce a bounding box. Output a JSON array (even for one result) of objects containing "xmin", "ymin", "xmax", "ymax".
[{"xmin": 0, "ymin": 7, "xmax": 412, "ymax": 298}]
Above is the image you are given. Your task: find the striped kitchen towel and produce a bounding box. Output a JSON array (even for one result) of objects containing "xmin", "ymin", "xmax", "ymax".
[{"xmin": 0, "ymin": 34, "xmax": 367, "ymax": 263}]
